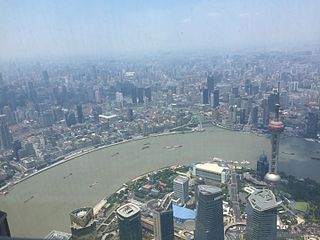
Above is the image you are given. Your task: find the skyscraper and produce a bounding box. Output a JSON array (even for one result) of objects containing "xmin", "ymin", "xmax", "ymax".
[
  {"xmin": 0, "ymin": 73, "xmax": 3, "ymax": 85},
  {"xmin": 70, "ymin": 207, "xmax": 97, "ymax": 240},
  {"xmin": 153, "ymin": 207, "xmax": 174, "ymax": 240},
  {"xmin": 144, "ymin": 87, "xmax": 152, "ymax": 102},
  {"xmin": 246, "ymin": 189, "xmax": 279, "ymax": 240},
  {"xmin": 137, "ymin": 87, "xmax": 144, "ymax": 104},
  {"xmin": 42, "ymin": 70, "xmax": 50, "ymax": 85},
  {"xmin": 0, "ymin": 114, "xmax": 13, "ymax": 150},
  {"xmin": 173, "ymin": 176, "xmax": 189, "ymax": 204},
  {"xmin": 77, "ymin": 105, "xmax": 84, "ymax": 124},
  {"xmin": 262, "ymin": 98, "xmax": 269, "ymax": 128},
  {"xmin": 195, "ymin": 185, "xmax": 224, "ymax": 240},
  {"xmin": 207, "ymin": 75, "xmax": 215, "ymax": 93},
  {"xmin": 201, "ymin": 88, "xmax": 209, "ymax": 104},
  {"xmin": 306, "ymin": 111, "xmax": 318, "ymax": 138},
  {"xmin": 0, "ymin": 211, "xmax": 11, "ymax": 237},
  {"xmin": 213, "ymin": 89, "xmax": 220, "ymax": 108},
  {"xmin": 117, "ymin": 203, "xmax": 142, "ymax": 240},
  {"xmin": 131, "ymin": 87, "xmax": 138, "ymax": 104},
  {"xmin": 265, "ymin": 83, "xmax": 284, "ymax": 186},
  {"xmin": 251, "ymin": 105, "xmax": 259, "ymax": 127},
  {"xmin": 256, "ymin": 153, "xmax": 269, "ymax": 181}
]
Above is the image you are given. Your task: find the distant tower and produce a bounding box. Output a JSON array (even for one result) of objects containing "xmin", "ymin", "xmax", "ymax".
[
  {"xmin": 0, "ymin": 211, "xmax": 11, "ymax": 237},
  {"xmin": 0, "ymin": 114, "xmax": 13, "ymax": 150},
  {"xmin": 306, "ymin": 111, "xmax": 318, "ymax": 138},
  {"xmin": 153, "ymin": 207, "xmax": 174, "ymax": 240},
  {"xmin": 201, "ymin": 88, "xmax": 209, "ymax": 104},
  {"xmin": 246, "ymin": 189, "xmax": 279, "ymax": 240},
  {"xmin": 42, "ymin": 70, "xmax": 50, "ymax": 85},
  {"xmin": 195, "ymin": 185, "xmax": 224, "ymax": 240},
  {"xmin": 207, "ymin": 75, "xmax": 215, "ymax": 93},
  {"xmin": 117, "ymin": 203, "xmax": 142, "ymax": 240},
  {"xmin": 256, "ymin": 153, "xmax": 269, "ymax": 181},
  {"xmin": 173, "ymin": 176, "xmax": 189, "ymax": 204},
  {"xmin": 144, "ymin": 87, "xmax": 152, "ymax": 102},
  {"xmin": 76, "ymin": 105, "xmax": 84, "ymax": 124},
  {"xmin": 0, "ymin": 73, "xmax": 3, "ymax": 85},
  {"xmin": 213, "ymin": 89, "xmax": 220, "ymax": 108},
  {"xmin": 70, "ymin": 207, "xmax": 97, "ymax": 240},
  {"xmin": 265, "ymin": 82, "xmax": 284, "ymax": 186}
]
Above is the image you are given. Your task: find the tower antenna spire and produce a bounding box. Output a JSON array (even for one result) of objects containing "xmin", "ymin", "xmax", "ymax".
[{"xmin": 275, "ymin": 82, "xmax": 280, "ymax": 121}]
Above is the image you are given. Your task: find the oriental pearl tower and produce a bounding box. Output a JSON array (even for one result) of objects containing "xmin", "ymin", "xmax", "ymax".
[{"xmin": 265, "ymin": 82, "xmax": 284, "ymax": 186}]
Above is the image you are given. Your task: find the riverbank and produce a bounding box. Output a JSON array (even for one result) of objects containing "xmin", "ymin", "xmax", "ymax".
[{"xmin": 0, "ymin": 129, "xmax": 196, "ymax": 193}]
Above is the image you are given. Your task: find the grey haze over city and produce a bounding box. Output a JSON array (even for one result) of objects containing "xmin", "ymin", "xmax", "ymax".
[
  {"xmin": 1, "ymin": 0, "xmax": 320, "ymax": 59},
  {"xmin": 1, "ymin": 1, "xmax": 320, "ymax": 240}
]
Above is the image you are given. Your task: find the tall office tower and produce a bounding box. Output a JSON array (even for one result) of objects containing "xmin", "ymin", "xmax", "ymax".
[
  {"xmin": 262, "ymin": 98, "xmax": 269, "ymax": 128},
  {"xmin": 0, "ymin": 114, "xmax": 13, "ymax": 150},
  {"xmin": 213, "ymin": 89, "xmax": 220, "ymax": 108},
  {"xmin": 70, "ymin": 207, "xmax": 97, "ymax": 240},
  {"xmin": 306, "ymin": 111, "xmax": 318, "ymax": 138},
  {"xmin": 256, "ymin": 153, "xmax": 269, "ymax": 181},
  {"xmin": 265, "ymin": 83, "xmax": 284, "ymax": 186},
  {"xmin": 3, "ymin": 106, "xmax": 15, "ymax": 125},
  {"xmin": 137, "ymin": 87, "xmax": 144, "ymax": 104},
  {"xmin": 0, "ymin": 73, "xmax": 3, "ymax": 85},
  {"xmin": 268, "ymin": 92, "xmax": 277, "ymax": 113},
  {"xmin": 246, "ymin": 189, "xmax": 279, "ymax": 240},
  {"xmin": 65, "ymin": 111, "xmax": 77, "ymax": 127},
  {"xmin": 251, "ymin": 105, "xmax": 259, "ymax": 127},
  {"xmin": 76, "ymin": 105, "xmax": 84, "ymax": 123},
  {"xmin": 144, "ymin": 87, "xmax": 152, "ymax": 102},
  {"xmin": 127, "ymin": 108, "xmax": 134, "ymax": 122},
  {"xmin": 132, "ymin": 87, "xmax": 137, "ymax": 104},
  {"xmin": 201, "ymin": 88, "xmax": 209, "ymax": 104},
  {"xmin": 27, "ymin": 81, "xmax": 37, "ymax": 101},
  {"xmin": 0, "ymin": 211, "xmax": 11, "ymax": 237},
  {"xmin": 232, "ymin": 86, "xmax": 239, "ymax": 98},
  {"xmin": 245, "ymin": 79, "xmax": 252, "ymax": 95},
  {"xmin": 239, "ymin": 108, "xmax": 246, "ymax": 124},
  {"xmin": 117, "ymin": 203, "xmax": 142, "ymax": 240},
  {"xmin": 207, "ymin": 75, "xmax": 215, "ymax": 93},
  {"xmin": 42, "ymin": 70, "xmax": 50, "ymax": 85},
  {"xmin": 173, "ymin": 176, "xmax": 189, "ymax": 204},
  {"xmin": 153, "ymin": 207, "xmax": 174, "ymax": 240},
  {"xmin": 195, "ymin": 185, "xmax": 224, "ymax": 240}
]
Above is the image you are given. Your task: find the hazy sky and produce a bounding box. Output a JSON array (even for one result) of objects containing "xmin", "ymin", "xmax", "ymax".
[{"xmin": 1, "ymin": 0, "xmax": 320, "ymax": 59}]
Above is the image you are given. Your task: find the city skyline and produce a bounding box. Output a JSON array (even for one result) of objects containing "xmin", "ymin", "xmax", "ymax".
[{"xmin": 1, "ymin": 0, "xmax": 320, "ymax": 59}]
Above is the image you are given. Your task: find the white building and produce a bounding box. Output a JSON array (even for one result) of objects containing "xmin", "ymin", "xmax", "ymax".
[
  {"xmin": 193, "ymin": 162, "xmax": 230, "ymax": 184},
  {"xmin": 173, "ymin": 176, "xmax": 189, "ymax": 204}
]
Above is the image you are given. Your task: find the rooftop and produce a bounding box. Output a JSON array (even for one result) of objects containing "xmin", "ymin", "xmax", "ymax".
[
  {"xmin": 248, "ymin": 189, "xmax": 279, "ymax": 212},
  {"xmin": 45, "ymin": 230, "xmax": 71, "ymax": 240},
  {"xmin": 174, "ymin": 175, "xmax": 189, "ymax": 184},
  {"xmin": 117, "ymin": 203, "xmax": 140, "ymax": 218},
  {"xmin": 198, "ymin": 185, "xmax": 222, "ymax": 196},
  {"xmin": 195, "ymin": 162, "xmax": 229, "ymax": 174},
  {"xmin": 70, "ymin": 207, "xmax": 93, "ymax": 218}
]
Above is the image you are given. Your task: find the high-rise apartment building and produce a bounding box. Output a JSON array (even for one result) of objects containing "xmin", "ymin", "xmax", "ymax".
[{"xmin": 173, "ymin": 176, "xmax": 189, "ymax": 204}]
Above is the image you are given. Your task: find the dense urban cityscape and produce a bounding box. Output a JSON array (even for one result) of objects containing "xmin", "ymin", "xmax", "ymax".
[
  {"xmin": 0, "ymin": 51, "xmax": 319, "ymax": 239},
  {"xmin": 1, "ymin": 0, "xmax": 320, "ymax": 240}
]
